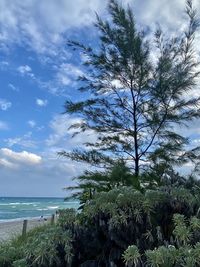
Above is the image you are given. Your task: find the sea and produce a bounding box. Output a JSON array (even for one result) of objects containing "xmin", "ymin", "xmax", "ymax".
[{"xmin": 0, "ymin": 197, "xmax": 79, "ymax": 222}]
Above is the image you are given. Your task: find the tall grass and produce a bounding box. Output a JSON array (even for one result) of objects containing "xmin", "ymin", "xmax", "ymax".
[{"xmin": 0, "ymin": 224, "xmax": 72, "ymax": 267}]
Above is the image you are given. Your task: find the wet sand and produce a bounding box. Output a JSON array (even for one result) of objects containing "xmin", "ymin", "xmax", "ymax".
[{"xmin": 0, "ymin": 217, "xmax": 51, "ymax": 241}]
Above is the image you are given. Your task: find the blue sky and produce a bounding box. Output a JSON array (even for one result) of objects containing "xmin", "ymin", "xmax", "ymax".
[{"xmin": 1, "ymin": 0, "xmax": 200, "ymax": 197}]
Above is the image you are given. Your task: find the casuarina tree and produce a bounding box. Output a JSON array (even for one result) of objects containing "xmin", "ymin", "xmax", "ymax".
[{"xmin": 60, "ymin": 0, "xmax": 200, "ymax": 180}]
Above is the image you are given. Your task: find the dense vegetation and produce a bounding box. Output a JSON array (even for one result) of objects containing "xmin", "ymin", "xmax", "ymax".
[
  {"xmin": 3, "ymin": 177, "xmax": 200, "ymax": 266},
  {"xmin": 0, "ymin": 224, "xmax": 72, "ymax": 267}
]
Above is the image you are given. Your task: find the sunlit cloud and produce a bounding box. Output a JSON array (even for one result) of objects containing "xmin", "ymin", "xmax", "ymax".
[{"xmin": 0, "ymin": 148, "xmax": 42, "ymax": 165}]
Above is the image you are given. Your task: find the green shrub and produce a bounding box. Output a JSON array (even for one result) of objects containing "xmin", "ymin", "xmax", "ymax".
[
  {"xmin": 145, "ymin": 246, "xmax": 178, "ymax": 267},
  {"xmin": 0, "ymin": 241, "xmax": 24, "ymax": 267},
  {"xmin": 0, "ymin": 224, "xmax": 73, "ymax": 267},
  {"xmin": 24, "ymin": 225, "xmax": 72, "ymax": 267},
  {"xmin": 122, "ymin": 245, "xmax": 140, "ymax": 266},
  {"xmin": 57, "ymin": 208, "xmax": 77, "ymax": 229},
  {"xmin": 2, "ymin": 184, "xmax": 200, "ymax": 267},
  {"xmin": 12, "ymin": 259, "xmax": 28, "ymax": 267},
  {"xmin": 122, "ymin": 213, "xmax": 200, "ymax": 267},
  {"xmin": 72, "ymin": 185, "xmax": 200, "ymax": 266}
]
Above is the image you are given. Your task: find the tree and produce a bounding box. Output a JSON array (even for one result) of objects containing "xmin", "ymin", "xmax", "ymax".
[
  {"xmin": 64, "ymin": 160, "xmax": 141, "ymax": 206},
  {"xmin": 60, "ymin": 0, "xmax": 200, "ymax": 178}
]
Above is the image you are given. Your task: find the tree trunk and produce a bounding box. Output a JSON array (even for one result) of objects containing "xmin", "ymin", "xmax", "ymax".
[
  {"xmin": 132, "ymin": 88, "xmax": 139, "ymax": 177},
  {"xmin": 135, "ymin": 156, "xmax": 139, "ymax": 177}
]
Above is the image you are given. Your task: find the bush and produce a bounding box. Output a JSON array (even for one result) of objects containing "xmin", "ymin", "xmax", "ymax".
[
  {"xmin": 57, "ymin": 208, "xmax": 77, "ymax": 229},
  {"xmin": 24, "ymin": 225, "xmax": 72, "ymax": 267},
  {"xmin": 0, "ymin": 234, "xmax": 27, "ymax": 267},
  {"xmin": 69, "ymin": 186, "xmax": 200, "ymax": 266},
  {"xmin": 0, "ymin": 224, "xmax": 73, "ymax": 267},
  {"xmin": 0, "ymin": 242, "xmax": 23, "ymax": 267}
]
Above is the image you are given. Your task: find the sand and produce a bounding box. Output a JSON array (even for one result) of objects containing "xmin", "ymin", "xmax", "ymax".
[{"xmin": 0, "ymin": 217, "xmax": 51, "ymax": 241}]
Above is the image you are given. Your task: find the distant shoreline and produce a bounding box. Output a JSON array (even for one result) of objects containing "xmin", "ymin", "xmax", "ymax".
[
  {"xmin": 0, "ymin": 197, "xmax": 79, "ymax": 221},
  {"xmin": 0, "ymin": 215, "xmax": 52, "ymax": 224},
  {"xmin": 0, "ymin": 216, "xmax": 51, "ymax": 241}
]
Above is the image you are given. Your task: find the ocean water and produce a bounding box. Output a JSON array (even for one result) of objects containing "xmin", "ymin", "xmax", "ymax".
[{"xmin": 0, "ymin": 197, "xmax": 79, "ymax": 221}]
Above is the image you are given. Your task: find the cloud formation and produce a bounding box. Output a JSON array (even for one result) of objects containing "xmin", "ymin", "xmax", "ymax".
[
  {"xmin": 0, "ymin": 98, "xmax": 12, "ymax": 111},
  {"xmin": 56, "ymin": 63, "xmax": 83, "ymax": 86},
  {"xmin": 17, "ymin": 65, "xmax": 32, "ymax": 74},
  {"xmin": 0, "ymin": 147, "xmax": 84, "ymax": 197},
  {"xmin": 17, "ymin": 64, "xmax": 35, "ymax": 79},
  {"xmin": 8, "ymin": 83, "xmax": 19, "ymax": 92},
  {"xmin": 46, "ymin": 114, "xmax": 96, "ymax": 150},
  {"xmin": 5, "ymin": 132, "xmax": 37, "ymax": 149},
  {"xmin": 0, "ymin": 148, "xmax": 42, "ymax": 166},
  {"xmin": 0, "ymin": 0, "xmax": 106, "ymax": 54},
  {"xmin": 28, "ymin": 120, "xmax": 36, "ymax": 128},
  {"xmin": 36, "ymin": 98, "xmax": 48, "ymax": 107}
]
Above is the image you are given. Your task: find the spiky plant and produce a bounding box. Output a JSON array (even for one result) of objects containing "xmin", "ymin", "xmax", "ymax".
[{"xmin": 122, "ymin": 245, "xmax": 140, "ymax": 267}]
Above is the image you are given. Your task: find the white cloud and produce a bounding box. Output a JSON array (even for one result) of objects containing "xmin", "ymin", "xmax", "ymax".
[
  {"xmin": 28, "ymin": 120, "xmax": 36, "ymax": 128},
  {"xmin": 0, "ymin": 61, "xmax": 9, "ymax": 70},
  {"xmin": 0, "ymin": 0, "xmax": 200, "ymax": 59},
  {"xmin": 0, "ymin": 120, "xmax": 9, "ymax": 130},
  {"xmin": 46, "ymin": 114, "xmax": 96, "ymax": 149},
  {"xmin": 0, "ymin": 0, "xmax": 106, "ymax": 55},
  {"xmin": 5, "ymin": 132, "xmax": 37, "ymax": 148},
  {"xmin": 0, "ymin": 158, "xmax": 17, "ymax": 169},
  {"xmin": 0, "ymin": 98, "xmax": 12, "ymax": 111},
  {"xmin": 8, "ymin": 83, "xmax": 19, "ymax": 92},
  {"xmin": 36, "ymin": 98, "xmax": 48, "ymax": 107},
  {"xmin": 36, "ymin": 125, "xmax": 45, "ymax": 131},
  {"xmin": 0, "ymin": 148, "xmax": 42, "ymax": 165},
  {"xmin": 0, "ymin": 149, "xmax": 85, "ymax": 197},
  {"xmin": 125, "ymin": 0, "xmax": 200, "ymax": 31},
  {"xmin": 0, "ymin": 117, "xmax": 93, "ymax": 196},
  {"xmin": 0, "ymin": 61, "xmax": 8, "ymax": 66},
  {"xmin": 36, "ymin": 63, "xmax": 84, "ymax": 96},
  {"xmin": 46, "ymin": 114, "xmax": 78, "ymax": 147},
  {"xmin": 17, "ymin": 64, "xmax": 35, "ymax": 78},
  {"xmin": 17, "ymin": 64, "xmax": 31, "ymax": 74},
  {"xmin": 0, "ymin": 145, "xmax": 86, "ymax": 196},
  {"xmin": 56, "ymin": 63, "xmax": 83, "ymax": 86},
  {"xmin": 56, "ymin": 74, "xmax": 71, "ymax": 86}
]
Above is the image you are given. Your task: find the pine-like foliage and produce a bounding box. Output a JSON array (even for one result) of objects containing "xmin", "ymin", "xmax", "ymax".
[
  {"xmin": 60, "ymin": 0, "xmax": 200, "ymax": 177},
  {"xmin": 64, "ymin": 160, "xmax": 141, "ymax": 206}
]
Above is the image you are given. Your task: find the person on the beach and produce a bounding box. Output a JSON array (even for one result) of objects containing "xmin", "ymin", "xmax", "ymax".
[{"xmin": 39, "ymin": 215, "xmax": 47, "ymax": 221}]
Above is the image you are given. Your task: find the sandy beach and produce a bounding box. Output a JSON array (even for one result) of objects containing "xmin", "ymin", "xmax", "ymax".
[{"xmin": 0, "ymin": 217, "xmax": 51, "ymax": 241}]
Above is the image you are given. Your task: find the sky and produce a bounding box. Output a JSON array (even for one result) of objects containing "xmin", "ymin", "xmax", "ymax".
[{"xmin": 1, "ymin": 0, "xmax": 200, "ymax": 197}]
